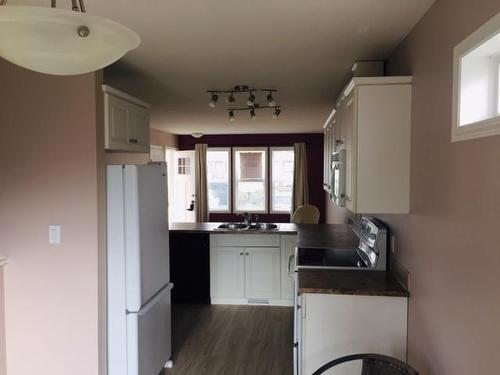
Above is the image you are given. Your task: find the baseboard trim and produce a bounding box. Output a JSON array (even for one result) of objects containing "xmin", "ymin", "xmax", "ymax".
[{"xmin": 211, "ymin": 298, "xmax": 293, "ymax": 307}]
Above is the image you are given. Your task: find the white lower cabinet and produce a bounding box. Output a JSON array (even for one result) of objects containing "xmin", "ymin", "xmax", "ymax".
[
  {"xmin": 210, "ymin": 247, "xmax": 245, "ymax": 299},
  {"xmin": 209, "ymin": 234, "xmax": 294, "ymax": 306},
  {"xmin": 300, "ymin": 293, "xmax": 408, "ymax": 375},
  {"xmin": 245, "ymin": 247, "xmax": 281, "ymax": 301}
]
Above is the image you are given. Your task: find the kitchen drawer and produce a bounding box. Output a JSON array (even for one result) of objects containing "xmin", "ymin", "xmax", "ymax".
[{"xmin": 210, "ymin": 234, "xmax": 280, "ymax": 248}]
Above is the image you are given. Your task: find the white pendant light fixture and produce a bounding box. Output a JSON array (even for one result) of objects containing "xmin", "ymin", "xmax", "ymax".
[{"xmin": 0, "ymin": 0, "xmax": 140, "ymax": 76}]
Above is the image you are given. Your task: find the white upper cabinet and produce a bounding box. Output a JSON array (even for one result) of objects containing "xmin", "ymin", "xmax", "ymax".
[
  {"xmin": 331, "ymin": 76, "xmax": 412, "ymax": 214},
  {"xmin": 103, "ymin": 85, "xmax": 150, "ymax": 153}
]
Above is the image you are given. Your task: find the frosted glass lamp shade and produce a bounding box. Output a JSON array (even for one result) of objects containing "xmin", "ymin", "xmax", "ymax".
[{"xmin": 0, "ymin": 6, "xmax": 140, "ymax": 75}]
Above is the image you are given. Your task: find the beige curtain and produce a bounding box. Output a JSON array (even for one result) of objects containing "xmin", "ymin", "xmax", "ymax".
[
  {"xmin": 292, "ymin": 142, "xmax": 309, "ymax": 215},
  {"xmin": 195, "ymin": 143, "xmax": 209, "ymax": 222}
]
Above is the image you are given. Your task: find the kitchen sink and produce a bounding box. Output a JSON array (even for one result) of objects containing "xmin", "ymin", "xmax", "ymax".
[
  {"xmin": 217, "ymin": 223, "xmax": 249, "ymax": 230},
  {"xmin": 249, "ymin": 223, "xmax": 279, "ymax": 230},
  {"xmin": 216, "ymin": 223, "xmax": 280, "ymax": 231}
]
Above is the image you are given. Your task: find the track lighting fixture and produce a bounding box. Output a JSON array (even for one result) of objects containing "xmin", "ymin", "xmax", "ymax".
[
  {"xmin": 224, "ymin": 105, "xmax": 281, "ymax": 121},
  {"xmin": 247, "ymin": 92, "xmax": 256, "ymax": 107},
  {"xmin": 226, "ymin": 93, "xmax": 235, "ymax": 104},
  {"xmin": 208, "ymin": 93, "xmax": 219, "ymax": 108},
  {"xmin": 267, "ymin": 92, "xmax": 276, "ymax": 107},
  {"xmin": 207, "ymin": 85, "xmax": 281, "ymax": 122}
]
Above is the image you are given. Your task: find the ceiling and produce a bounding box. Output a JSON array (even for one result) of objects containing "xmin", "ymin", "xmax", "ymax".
[{"xmin": 13, "ymin": 0, "xmax": 435, "ymax": 134}]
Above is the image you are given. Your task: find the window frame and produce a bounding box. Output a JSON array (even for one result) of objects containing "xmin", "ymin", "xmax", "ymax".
[
  {"xmin": 452, "ymin": 11, "xmax": 500, "ymax": 142},
  {"xmin": 232, "ymin": 146, "xmax": 268, "ymax": 214},
  {"xmin": 206, "ymin": 147, "xmax": 232, "ymax": 214},
  {"xmin": 270, "ymin": 146, "xmax": 295, "ymax": 214}
]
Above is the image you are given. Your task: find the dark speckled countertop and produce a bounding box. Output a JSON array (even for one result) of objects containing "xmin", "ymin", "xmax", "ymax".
[
  {"xmin": 169, "ymin": 222, "xmax": 357, "ymax": 247},
  {"xmin": 294, "ymin": 224, "xmax": 358, "ymax": 249},
  {"xmin": 298, "ymin": 269, "xmax": 409, "ymax": 297},
  {"xmin": 169, "ymin": 222, "xmax": 299, "ymax": 234}
]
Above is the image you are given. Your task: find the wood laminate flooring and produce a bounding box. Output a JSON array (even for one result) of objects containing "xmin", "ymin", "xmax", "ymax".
[{"xmin": 163, "ymin": 304, "xmax": 293, "ymax": 375}]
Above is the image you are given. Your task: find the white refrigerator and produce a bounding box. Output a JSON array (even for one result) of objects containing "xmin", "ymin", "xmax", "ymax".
[{"xmin": 107, "ymin": 164, "xmax": 173, "ymax": 375}]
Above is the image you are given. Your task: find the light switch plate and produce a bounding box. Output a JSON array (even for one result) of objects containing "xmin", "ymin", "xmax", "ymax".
[{"xmin": 49, "ymin": 225, "xmax": 61, "ymax": 245}]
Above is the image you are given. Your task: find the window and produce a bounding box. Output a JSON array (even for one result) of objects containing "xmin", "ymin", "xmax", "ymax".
[
  {"xmin": 177, "ymin": 157, "xmax": 191, "ymax": 174},
  {"xmin": 233, "ymin": 147, "xmax": 267, "ymax": 213},
  {"xmin": 452, "ymin": 11, "xmax": 500, "ymax": 141},
  {"xmin": 207, "ymin": 148, "xmax": 231, "ymax": 212},
  {"xmin": 270, "ymin": 147, "xmax": 294, "ymax": 213}
]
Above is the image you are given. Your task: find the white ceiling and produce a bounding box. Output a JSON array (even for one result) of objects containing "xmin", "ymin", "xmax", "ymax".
[{"xmin": 12, "ymin": 0, "xmax": 435, "ymax": 134}]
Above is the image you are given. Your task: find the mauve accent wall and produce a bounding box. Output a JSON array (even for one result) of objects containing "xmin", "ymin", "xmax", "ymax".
[
  {"xmin": 325, "ymin": 1, "xmax": 500, "ymax": 374},
  {"xmin": 178, "ymin": 133, "xmax": 325, "ymax": 223}
]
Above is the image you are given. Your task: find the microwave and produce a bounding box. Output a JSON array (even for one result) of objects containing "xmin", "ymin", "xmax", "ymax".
[{"xmin": 330, "ymin": 149, "xmax": 346, "ymax": 207}]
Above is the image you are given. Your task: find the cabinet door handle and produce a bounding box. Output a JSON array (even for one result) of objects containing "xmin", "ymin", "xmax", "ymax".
[
  {"xmin": 240, "ymin": 252, "xmax": 244, "ymax": 256},
  {"xmin": 129, "ymin": 138, "xmax": 138, "ymax": 144},
  {"xmin": 245, "ymin": 252, "xmax": 249, "ymax": 256},
  {"xmin": 288, "ymin": 254, "xmax": 295, "ymax": 274}
]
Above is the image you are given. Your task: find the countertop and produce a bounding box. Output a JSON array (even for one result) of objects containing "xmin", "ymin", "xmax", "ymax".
[
  {"xmin": 170, "ymin": 222, "xmax": 299, "ymax": 234},
  {"xmin": 169, "ymin": 222, "xmax": 358, "ymax": 249},
  {"xmin": 298, "ymin": 269, "xmax": 409, "ymax": 297},
  {"xmin": 169, "ymin": 222, "xmax": 408, "ymax": 298},
  {"xmin": 295, "ymin": 224, "xmax": 358, "ymax": 249}
]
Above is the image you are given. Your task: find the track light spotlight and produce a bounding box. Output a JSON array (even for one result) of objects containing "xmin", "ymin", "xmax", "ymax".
[
  {"xmin": 226, "ymin": 93, "xmax": 235, "ymax": 104},
  {"xmin": 272, "ymin": 108, "xmax": 281, "ymax": 119},
  {"xmin": 250, "ymin": 109, "xmax": 256, "ymax": 120},
  {"xmin": 208, "ymin": 93, "xmax": 219, "ymax": 108},
  {"xmin": 229, "ymin": 110, "xmax": 235, "ymax": 122},
  {"xmin": 247, "ymin": 92, "xmax": 256, "ymax": 107},
  {"xmin": 267, "ymin": 92, "xmax": 276, "ymax": 106}
]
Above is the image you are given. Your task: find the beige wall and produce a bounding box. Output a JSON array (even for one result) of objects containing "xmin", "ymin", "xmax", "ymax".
[
  {"xmin": 104, "ymin": 128, "xmax": 178, "ymax": 165},
  {"xmin": 324, "ymin": 192, "xmax": 350, "ymax": 224},
  {"xmin": 0, "ymin": 59, "xmax": 101, "ymax": 375},
  {"xmin": 325, "ymin": 1, "xmax": 500, "ymax": 374},
  {"xmin": 150, "ymin": 128, "xmax": 178, "ymax": 149}
]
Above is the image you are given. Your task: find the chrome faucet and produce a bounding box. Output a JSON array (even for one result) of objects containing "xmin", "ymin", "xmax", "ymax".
[{"xmin": 239, "ymin": 211, "xmax": 252, "ymax": 226}]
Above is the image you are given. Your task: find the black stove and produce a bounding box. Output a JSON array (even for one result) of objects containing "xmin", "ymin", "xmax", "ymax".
[{"xmin": 296, "ymin": 217, "xmax": 388, "ymax": 271}]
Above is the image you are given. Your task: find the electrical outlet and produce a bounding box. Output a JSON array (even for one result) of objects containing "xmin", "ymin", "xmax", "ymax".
[{"xmin": 391, "ymin": 234, "xmax": 396, "ymax": 254}]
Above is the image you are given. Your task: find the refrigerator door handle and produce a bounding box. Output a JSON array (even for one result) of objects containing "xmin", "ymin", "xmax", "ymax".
[{"xmin": 131, "ymin": 283, "xmax": 174, "ymax": 316}]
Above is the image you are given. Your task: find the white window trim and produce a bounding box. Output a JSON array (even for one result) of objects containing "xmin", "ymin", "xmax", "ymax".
[
  {"xmin": 270, "ymin": 146, "xmax": 294, "ymax": 214},
  {"xmin": 452, "ymin": 11, "xmax": 500, "ymax": 142},
  {"xmin": 207, "ymin": 147, "xmax": 232, "ymax": 213},
  {"xmin": 232, "ymin": 147, "xmax": 268, "ymax": 214}
]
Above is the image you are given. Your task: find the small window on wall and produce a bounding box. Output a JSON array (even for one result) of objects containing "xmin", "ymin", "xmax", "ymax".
[
  {"xmin": 271, "ymin": 147, "xmax": 294, "ymax": 213},
  {"xmin": 207, "ymin": 148, "xmax": 231, "ymax": 212},
  {"xmin": 177, "ymin": 157, "xmax": 190, "ymax": 175},
  {"xmin": 452, "ymin": 11, "xmax": 500, "ymax": 141},
  {"xmin": 233, "ymin": 148, "xmax": 267, "ymax": 213}
]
